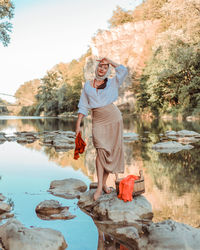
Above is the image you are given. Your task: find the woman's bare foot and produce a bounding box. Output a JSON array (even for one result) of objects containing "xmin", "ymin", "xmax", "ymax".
[
  {"xmin": 103, "ymin": 185, "xmax": 112, "ymax": 194},
  {"xmin": 93, "ymin": 189, "xmax": 102, "ymax": 201}
]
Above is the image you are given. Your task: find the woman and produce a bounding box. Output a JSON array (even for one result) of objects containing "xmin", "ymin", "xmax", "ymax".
[{"xmin": 76, "ymin": 57, "xmax": 128, "ymax": 200}]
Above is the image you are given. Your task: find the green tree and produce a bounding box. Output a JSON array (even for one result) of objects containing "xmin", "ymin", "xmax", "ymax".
[
  {"xmin": 36, "ymin": 71, "xmax": 59, "ymax": 116},
  {"xmin": 0, "ymin": 0, "xmax": 14, "ymax": 46},
  {"xmin": 137, "ymin": 41, "xmax": 200, "ymax": 117}
]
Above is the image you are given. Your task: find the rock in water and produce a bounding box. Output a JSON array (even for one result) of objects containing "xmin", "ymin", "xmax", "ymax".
[
  {"xmin": 0, "ymin": 219, "xmax": 67, "ymax": 250},
  {"xmin": 49, "ymin": 178, "xmax": 87, "ymax": 199},
  {"xmin": 152, "ymin": 141, "xmax": 193, "ymax": 153},
  {"xmin": 78, "ymin": 190, "xmax": 153, "ymax": 231},
  {"xmin": 35, "ymin": 200, "xmax": 76, "ymax": 220}
]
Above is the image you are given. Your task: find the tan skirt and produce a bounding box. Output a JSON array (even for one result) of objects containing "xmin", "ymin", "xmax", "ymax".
[{"xmin": 92, "ymin": 103, "xmax": 124, "ymax": 174}]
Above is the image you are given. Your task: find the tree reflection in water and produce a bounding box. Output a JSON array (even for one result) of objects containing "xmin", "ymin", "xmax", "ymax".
[{"xmin": 0, "ymin": 116, "xmax": 200, "ymax": 227}]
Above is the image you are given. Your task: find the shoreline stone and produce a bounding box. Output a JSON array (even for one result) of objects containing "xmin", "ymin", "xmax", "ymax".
[
  {"xmin": 49, "ymin": 178, "xmax": 87, "ymax": 199},
  {"xmin": 0, "ymin": 219, "xmax": 67, "ymax": 250}
]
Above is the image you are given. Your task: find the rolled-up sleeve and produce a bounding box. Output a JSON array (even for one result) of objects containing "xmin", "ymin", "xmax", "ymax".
[
  {"xmin": 78, "ymin": 86, "xmax": 89, "ymax": 116},
  {"xmin": 114, "ymin": 65, "xmax": 128, "ymax": 86}
]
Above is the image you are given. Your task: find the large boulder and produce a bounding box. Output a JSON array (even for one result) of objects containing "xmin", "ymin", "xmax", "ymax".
[
  {"xmin": 0, "ymin": 219, "xmax": 67, "ymax": 250},
  {"xmin": 78, "ymin": 190, "xmax": 200, "ymax": 249},
  {"xmin": 140, "ymin": 220, "xmax": 200, "ymax": 250},
  {"xmin": 48, "ymin": 178, "xmax": 87, "ymax": 199},
  {"xmin": 35, "ymin": 200, "xmax": 76, "ymax": 220},
  {"xmin": 78, "ymin": 190, "xmax": 153, "ymax": 231}
]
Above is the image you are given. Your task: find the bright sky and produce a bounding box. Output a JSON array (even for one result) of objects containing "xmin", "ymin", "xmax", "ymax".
[{"xmin": 0, "ymin": 0, "xmax": 142, "ymax": 102}]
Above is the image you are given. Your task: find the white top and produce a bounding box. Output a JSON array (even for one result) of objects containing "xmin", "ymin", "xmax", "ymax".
[{"xmin": 78, "ymin": 65, "xmax": 128, "ymax": 116}]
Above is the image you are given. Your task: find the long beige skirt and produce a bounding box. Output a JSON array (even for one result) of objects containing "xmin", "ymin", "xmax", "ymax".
[{"xmin": 92, "ymin": 103, "xmax": 124, "ymax": 174}]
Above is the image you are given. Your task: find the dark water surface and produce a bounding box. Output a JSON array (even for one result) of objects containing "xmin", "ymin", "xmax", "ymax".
[{"xmin": 0, "ymin": 115, "xmax": 200, "ymax": 249}]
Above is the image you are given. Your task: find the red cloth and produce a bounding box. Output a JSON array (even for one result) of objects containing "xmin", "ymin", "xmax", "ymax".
[
  {"xmin": 118, "ymin": 175, "xmax": 139, "ymax": 202},
  {"xmin": 120, "ymin": 245, "xmax": 129, "ymax": 250},
  {"xmin": 73, "ymin": 132, "xmax": 86, "ymax": 160}
]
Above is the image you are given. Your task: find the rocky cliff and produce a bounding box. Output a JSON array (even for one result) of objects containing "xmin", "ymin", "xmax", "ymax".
[{"xmin": 84, "ymin": 20, "xmax": 161, "ymax": 111}]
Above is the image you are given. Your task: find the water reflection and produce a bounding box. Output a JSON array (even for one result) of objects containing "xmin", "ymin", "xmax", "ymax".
[
  {"xmin": 0, "ymin": 115, "xmax": 200, "ymax": 244},
  {"xmin": 97, "ymin": 229, "xmax": 129, "ymax": 250}
]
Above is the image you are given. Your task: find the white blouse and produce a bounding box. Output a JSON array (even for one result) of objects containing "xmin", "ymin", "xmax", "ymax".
[{"xmin": 78, "ymin": 65, "xmax": 128, "ymax": 116}]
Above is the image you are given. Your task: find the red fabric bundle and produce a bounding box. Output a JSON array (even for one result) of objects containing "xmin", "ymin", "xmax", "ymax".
[
  {"xmin": 73, "ymin": 132, "xmax": 86, "ymax": 160},
  {"xmin": 118, "ymin": 175, "xmax": 139, "ymax": 202}
]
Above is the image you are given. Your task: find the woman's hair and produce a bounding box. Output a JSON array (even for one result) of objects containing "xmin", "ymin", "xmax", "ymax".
[
  {"xmin": 95, "ymin": 61, "xmax": 111, "ymax": 81},
  {"xmin": 97, "ymin": 78, "xmax": 108, "ymax": 89}
]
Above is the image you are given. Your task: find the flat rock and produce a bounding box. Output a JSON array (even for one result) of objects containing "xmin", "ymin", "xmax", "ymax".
[
  {"xmin": 123, "ymin": 132, "xmax": 139, "ymax": 142},
  {"xmin": 49, "ymin": 178, "xmax": 87, "ymax": 199},
  {"xmin": 152, "ymin": 141, "xmax": 193, "ymax": 153},
  {"xmin": 35, "ymin": 200, "xmax": 75, "ymax": 220},
  {"xmin": 0, "ymin": 219, "xmax": 67, "ymax": 250},
  {"xmin": 165, "ymin": 130, "xmax": 200, "ymax": 137},
  {"xmin": 78, "ymin": 190, "xmax": 153, "ymax": 232}
]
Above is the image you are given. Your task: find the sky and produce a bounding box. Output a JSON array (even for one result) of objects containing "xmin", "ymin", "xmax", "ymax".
[{"xmin": 0, "ymin": 0, "xmax": 142, "ymax": 102}]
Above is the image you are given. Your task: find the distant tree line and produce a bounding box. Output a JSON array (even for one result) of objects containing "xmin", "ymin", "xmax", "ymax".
[
  {"xmin": 19, "ymin": 49, "xmax": 91, "ymax": 116},
  {"xmin": 0, "ymin": 98, "xmax": 9, "ymax": 114}
]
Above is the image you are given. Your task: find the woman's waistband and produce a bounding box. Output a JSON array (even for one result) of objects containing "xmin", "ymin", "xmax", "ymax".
[{"xmin": 92, "ymin": 103, "xmax": 122, "ymax": 125}]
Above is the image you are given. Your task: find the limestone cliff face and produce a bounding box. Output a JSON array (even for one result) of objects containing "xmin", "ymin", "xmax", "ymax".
[{"xmin": 84, "ymin": 20, "xmax": 161, "ymax": 111}]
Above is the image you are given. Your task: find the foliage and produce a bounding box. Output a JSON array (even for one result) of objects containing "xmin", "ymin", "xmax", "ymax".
[
  {"xmin": 0, "ymin": 97, "xmax": 9, "ymax": 113},
  {"xmin": 0, "ymin": 0, "xmax": 14, "ymax": 46},
  {"xmin": 19, "ymin": 49, "xmax": 91, "ymax": 116},
  {"xmin": 133, "ymin": 0, "xmax": 200, "ymax": 117},
  {"xmin": 108, "ymin": 1, "xmax": 168, "ymax": 28},
  {"xmin": 136, "ymin": 41, "xmax": 200, "ymax": 117},
  {"xmin": 108, "ymin": 6, "xmax": 134, "ymax": 27}
]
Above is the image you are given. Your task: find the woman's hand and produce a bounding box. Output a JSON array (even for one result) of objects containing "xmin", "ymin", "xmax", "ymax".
[
  {"xmin": 97, "ymin": 57, "xmax": 119, "ymax": 68},
  {"xmin": 75, "ymin": 113, "xmax": 84, "ymax": 136},
  {"xmin": 75, "ymin": 125, "xmax": 81, "ymax": 136}
]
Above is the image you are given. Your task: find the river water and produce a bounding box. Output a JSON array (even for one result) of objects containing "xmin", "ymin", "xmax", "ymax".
[{"xmin": 0, "ymin": 115, "xmax": 200, "ymax": 249}]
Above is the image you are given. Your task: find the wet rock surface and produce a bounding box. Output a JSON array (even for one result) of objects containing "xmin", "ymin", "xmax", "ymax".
[
  {"xmin": 0, "ymin": 219, "xmax": 67, "ymax": 250},
  {"xmin": 35, "ymin": 200, "xmax": 76, "ymax": 220},
  {"xmin": 49, "ymin": 178, "xmax": 87, "ymax": 199}
]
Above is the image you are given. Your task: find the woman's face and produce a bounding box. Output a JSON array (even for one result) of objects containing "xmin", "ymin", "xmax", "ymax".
[{"xmin": 97, "ymin": 63, "xmax": 109, "ymax": 77}]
